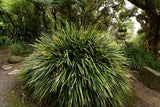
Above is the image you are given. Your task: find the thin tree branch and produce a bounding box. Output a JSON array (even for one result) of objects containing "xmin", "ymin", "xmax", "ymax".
[{"xmin": 92, "ymin": 0, "xmax": 124, "ymax": 25}]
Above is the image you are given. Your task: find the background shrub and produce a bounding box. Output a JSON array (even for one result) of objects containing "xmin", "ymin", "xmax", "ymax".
[
  {"xmin": 0, "ymin": 36, "xmax": 10, "ymax": 46},
  {"xmin": 10, "ymin": 41, "xmax": 32, "ymax": 55},
  {"xmin": 123, "ymin": 42, "xmax": 160, "ymax": 72},
  {"xmin": 19, "ymin": 24, "xmax": 131, "ymax": 107}
]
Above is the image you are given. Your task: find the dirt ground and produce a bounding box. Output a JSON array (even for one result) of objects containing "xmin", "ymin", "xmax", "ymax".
[
  {"xmin": 0, "ymin": 62, "xmax": 24, "ymax": 107},
  {"xmin": 0, "ymin": 69, "xmax": 15, "ymax": 107},
  {"xmin": 131, "ymin": 71, "xmax": 160, "ymax": 107},
  {"xmin": 0, "ymin": 63, "xmax": 160, "ymax": 107}
]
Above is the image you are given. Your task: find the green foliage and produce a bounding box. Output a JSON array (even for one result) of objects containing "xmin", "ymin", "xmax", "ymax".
[
  {"xmin": 128, "ymin": 32, "xmax": 145, "ymax": 46},
  {"xmin": 123, "ymin": 42, "xmax": 160, "ymax": 72},
  {"xmin": 6, "ymin": 93, "xmax": 34, "ymax": 107},
  {"xmin": 110, "ymin": 17, "xmax": 135, "ymax": 44},
  {"xmin": 1, "ymin": 0, "xmax": 132, "ymax": 42},
  {"xmin": 1, "ymin": 0, "xmax": 43, "ymax": 42},
  {"xmin": 10, "ymin": 41, "xmax": 31, "ymax": 55},
  {"xmin": 19, "ymin": 24, "xmax": 131, "ymax": 107},
  {"xmin": 0, "ymin": 36, "xmax": 10, "ymax": 46},
  {"xmin": 0, "ymin": 0, "xmax": 4, "ymax": 36},
  {"xmin": 33, "ymin": 0, "xmax": 120, "ymax": 30},
  {"xmin": 124, "ymin": 34, "xmax": 160, "ymax": 72},
  {"xmin": 137, "ymin": 28, "xmax": 145, "ymax": 34}
]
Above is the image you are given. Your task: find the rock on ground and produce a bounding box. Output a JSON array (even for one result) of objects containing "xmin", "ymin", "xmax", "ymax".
[
  {"xmin": 8, "ymin": 56, "xmax": 23, "ymax": 63},
  {"xmin": 131, "ymin": 71, "xmax": 160, "ymax": 107},
  {"xmin": 2, "ymin": 64, "xmax": 13, "ymax": 71},
  {"xmin": 7, "ymin": 69, "xmax": 20, "ymax": 76}
]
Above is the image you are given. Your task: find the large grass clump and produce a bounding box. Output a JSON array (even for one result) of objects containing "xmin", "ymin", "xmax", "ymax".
[{"xmin": 19, "ymin": 24, "xmax": 131, "ymax": 107}]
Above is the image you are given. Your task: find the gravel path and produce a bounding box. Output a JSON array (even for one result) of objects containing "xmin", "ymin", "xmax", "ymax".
[
  {"xmin": 131, "ymin": 72, "xmax": 160, "ymax": 107},
  {"xmin": 0, "ymin": 68, "xmax": 15, "ymax": 107},
  {"xmin": 0, "ymin": 63, "xmax": 23, "ymax": 107}
]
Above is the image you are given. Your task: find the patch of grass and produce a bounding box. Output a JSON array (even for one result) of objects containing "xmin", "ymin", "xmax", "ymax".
[
  {"xmin": 123, "ymin": 43, "xmax": 160, "ymax": 72},
  {"xmin": 10, "ymin": 41, "xmax": 33, "ymax": 56},
  {"xmin": 124, "ymin": 91, "xmax": 140, "ymax": 107},
  {"xmin": 5, "ymin": 82, "xmax": 36, "ymax": 107},
  {"xmin": 0, "ymin": 36, "xmax": 10, "ymax": 46},
  {"xmin": 6, "ymin": 94, "xmax": 33, "ymax": 107}
]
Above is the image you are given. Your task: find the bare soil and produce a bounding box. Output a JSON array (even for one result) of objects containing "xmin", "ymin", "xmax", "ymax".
[
  {"xmin": 130, "ymin": 71, "xmax": 160, "ymax": 107},
  {"xmin": 0, "ymin": 62, "xmax": 24, "ymax": 107}
]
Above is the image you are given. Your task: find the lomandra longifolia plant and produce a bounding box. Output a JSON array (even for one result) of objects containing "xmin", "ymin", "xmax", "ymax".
[{"xmin": 20, "ymin": 24, "xmax": 131, "ymax": 107}]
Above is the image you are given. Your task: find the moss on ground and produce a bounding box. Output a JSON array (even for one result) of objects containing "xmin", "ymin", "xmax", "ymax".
[
  {"xmin": 5, "ymin": 82, "xmax": 36, "ymax": 107},
  {"xmin": 6, "ymin": 93, "xmax": 34, "ymax": 107}
]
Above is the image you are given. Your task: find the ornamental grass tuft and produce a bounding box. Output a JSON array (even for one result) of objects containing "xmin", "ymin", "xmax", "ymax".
[{"xmin": 19, "ymin": 24, "xmax": 131, "ymax": 107}]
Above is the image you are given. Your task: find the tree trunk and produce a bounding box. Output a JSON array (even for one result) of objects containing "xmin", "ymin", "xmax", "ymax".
[
  {"xmin": 143, "ymin": 15, "xmax": 160, "ymax": 57},
  {"xmin": 127, "ymin": 0, "xmax": 160, "ymax": 57}
]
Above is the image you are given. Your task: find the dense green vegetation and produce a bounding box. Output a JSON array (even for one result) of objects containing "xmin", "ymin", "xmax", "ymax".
[
  {"xmin": 123, "ymin": 42, "xmax": 160, "ymax": 72},
  {"xmin": 0, "ymin": 0, "xmax": 160, "ymax": 106},
  {"xmin": 20, "ymin": 24, "xmax": 131, "ymax": 107},
  {"xmin": 128, "ymin": 0, "xmax": 160, "ymax": 56},
  {"xmin": 122, "ymin": 32, "xmax": 160, "ymax": 72},
  {"xmin": 10, "ymin": 41, "xmax": 32, "ymax": 55}
]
